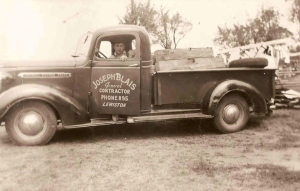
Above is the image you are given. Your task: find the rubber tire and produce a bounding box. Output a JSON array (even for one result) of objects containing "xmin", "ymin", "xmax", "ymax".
[
  {"xmin": 213, "ymin": 94, "xmax": 249, "ymax": 133},
  {"xmin": 228, "ymin": 58, "xmax": 268, "ymax": 68},
  {"xmin": 5, "ymin": 101, "xmax": 57, "ymax": 146}
]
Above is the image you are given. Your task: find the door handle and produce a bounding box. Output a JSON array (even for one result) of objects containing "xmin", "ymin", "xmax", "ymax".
[{"xmin": 129, "ymin": 64, "xmax": 139, "ymax": 67}]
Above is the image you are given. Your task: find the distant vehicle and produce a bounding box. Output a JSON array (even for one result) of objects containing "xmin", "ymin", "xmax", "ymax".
[{"xmin": 0, "ymin": 25, "xmax": 275, "ymax": 146}]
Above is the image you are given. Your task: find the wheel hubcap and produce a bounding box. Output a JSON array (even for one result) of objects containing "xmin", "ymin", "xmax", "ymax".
[
  {"xmin": 18, "ymin": 111, "xmax": 44, "ymax": 136},
  {"xmin": 222, "ymin": 104, "xmax": 240, "ymax": 124}
]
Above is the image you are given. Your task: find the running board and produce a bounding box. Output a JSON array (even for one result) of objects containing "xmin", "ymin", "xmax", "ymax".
[
  {"xmin": 128, "ymin": 112, "xmax": 212, "ymax": 123},
  {"xmin": 64, "ymin": 120, "xmax": 126, "ymax": 129},
  {"xmin": 142, "ymin": 108, "xmax": 201, "ymax": 116},
  {"xmin": 63, "ymin": 113, "xmax": 212, "ymax": 129}
]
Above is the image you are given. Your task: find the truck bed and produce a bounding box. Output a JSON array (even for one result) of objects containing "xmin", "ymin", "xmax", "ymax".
[{"xmin": 153, "ymin": 68, "xmax": 275, "ymax": 105}]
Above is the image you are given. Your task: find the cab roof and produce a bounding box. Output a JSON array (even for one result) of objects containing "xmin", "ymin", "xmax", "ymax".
[{"xmin": 93, "ymin": 25, "xmax": 149, "ymax": 37}]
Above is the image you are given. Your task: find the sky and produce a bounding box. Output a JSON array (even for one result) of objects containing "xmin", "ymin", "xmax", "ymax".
[{"xmin": 0, "ymin": 0, "xmax": 297, "ymax": 60}]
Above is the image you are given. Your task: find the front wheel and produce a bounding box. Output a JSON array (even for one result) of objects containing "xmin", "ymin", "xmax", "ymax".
[
  {"xmin": 5, "ymin": 101, "xmax": 57, "ymax": 146},
  {"xmin": 213, "ymin": 94, "xmax": 249, "ymax": 133}
]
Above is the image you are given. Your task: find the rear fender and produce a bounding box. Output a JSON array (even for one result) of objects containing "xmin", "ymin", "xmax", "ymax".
[
  {"xmin": 204, "ymin": 80, "xmax": 267, "ymax": 115},
  {"xmin": 0, "ymin": 84, "xmax": 89, "ymax": 126}
]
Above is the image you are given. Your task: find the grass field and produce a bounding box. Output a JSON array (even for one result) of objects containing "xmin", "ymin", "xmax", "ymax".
[{"xmin": 0, "ymin": 110, "xmax": 300, "ymax": 191}]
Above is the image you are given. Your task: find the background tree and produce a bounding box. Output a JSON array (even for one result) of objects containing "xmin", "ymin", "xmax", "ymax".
[
  {"xmin": 289, "ymin": 0, "xmax": 300, "ymax": 24},
  {"xmin": 119, "ymin": 0, "xmax": 158, "ymax": 43},
  {"xmin": 214, "ymin": 7, "xmax": 293, "ymax": 48},
  {"xmin": 288, "ymin": 0, "xmax": 300, "ymax": 41},
  {"xmin": 155, "ymin": 10, "xmax": 192, "ymax": 49},
  {"xmin": 119, "ymin": 0, "xmax": 192, "ymax": 49}
]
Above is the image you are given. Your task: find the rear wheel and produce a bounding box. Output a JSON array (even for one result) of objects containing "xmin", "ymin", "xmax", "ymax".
[
  {"xmin": 5, "ymin": 101, "xmax": 57, "ymax": 146},
  {"xmin": 213, "ymin": 94, "xmax": 249, "ymax": 133}
]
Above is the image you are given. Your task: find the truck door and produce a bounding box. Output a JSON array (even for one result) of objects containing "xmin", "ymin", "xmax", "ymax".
[{"xmin": 89, "ymin": 33, "xmax": 141, "ymax": 118}]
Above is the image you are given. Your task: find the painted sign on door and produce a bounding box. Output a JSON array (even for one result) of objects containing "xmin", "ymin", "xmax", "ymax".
[{"xmin": 90, "ymin": 68, "xmax": 140, "ymax": 116}]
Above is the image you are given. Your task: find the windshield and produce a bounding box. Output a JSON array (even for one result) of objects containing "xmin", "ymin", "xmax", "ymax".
[{"xmin": 74, "ymin": 32, "xmax": 93, "ymax": 57}]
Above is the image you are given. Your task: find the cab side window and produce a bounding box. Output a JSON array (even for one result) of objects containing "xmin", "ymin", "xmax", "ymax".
[{"xmin": 93, "ymin": 33, "xmax": 140, "ymax": 63}]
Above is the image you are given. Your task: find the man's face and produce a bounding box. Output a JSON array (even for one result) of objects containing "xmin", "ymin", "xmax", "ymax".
[{"xmin": 114, "ymin": 43, "xmax": 125, "ymax": 55}]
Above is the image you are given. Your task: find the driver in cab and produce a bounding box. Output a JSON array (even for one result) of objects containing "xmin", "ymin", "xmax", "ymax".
[{"xmin": 109, "ymin": 42, "xmax": 135, "ymax": 62}]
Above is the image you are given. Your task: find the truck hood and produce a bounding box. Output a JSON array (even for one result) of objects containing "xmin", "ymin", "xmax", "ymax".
[{"xmin": 0, "ymin": 59, "xmax": 76, "ymax": 68}]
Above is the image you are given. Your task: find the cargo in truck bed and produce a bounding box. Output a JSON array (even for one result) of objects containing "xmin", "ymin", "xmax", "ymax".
[{"xmin": 154, "ymin": 48, "xmax": 225, "ymax": 71}]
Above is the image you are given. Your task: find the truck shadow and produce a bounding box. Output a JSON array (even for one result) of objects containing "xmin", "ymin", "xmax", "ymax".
[
  {"xmin": 0, "ymin": 116, "xmax": 266, "ymax": 145},
  {"xmin": 52, "ymin": 119, "xmax": 219, "ymax": 144},
  {"xmin": 0, "ymin": 128, "xmax": 12, "ymax": 145}
]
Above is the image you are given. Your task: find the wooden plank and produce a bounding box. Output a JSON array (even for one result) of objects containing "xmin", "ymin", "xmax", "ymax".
[
  {"xmin": 155, "ymin": 59, "xmax": 191, "ymax": 71},
  {"xmin": 194, "ymin": 57, "xmax": 224, "ymax": 68},
  {"xmin": 154, "ymin": 48, "xmax": 214, "ymax": 62},
  {"xmin": 155, "ymin": 57, "xmax": 225, "ymax": 71}
]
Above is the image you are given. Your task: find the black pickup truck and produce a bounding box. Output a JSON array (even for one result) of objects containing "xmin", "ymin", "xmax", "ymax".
[{"xmin": 0, "ymin": 25, "xmax": 275, "ymax": 145}]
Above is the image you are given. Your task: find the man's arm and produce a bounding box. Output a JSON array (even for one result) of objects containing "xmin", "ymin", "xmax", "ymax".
[{"xmin": 109, "ymin": 54, "xmax": 128, "ymax": 61}]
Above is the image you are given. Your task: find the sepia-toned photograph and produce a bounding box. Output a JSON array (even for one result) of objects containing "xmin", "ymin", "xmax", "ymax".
[{"xmin": 0, "ymin": 0, "xmax": 300, "ymax": 190}]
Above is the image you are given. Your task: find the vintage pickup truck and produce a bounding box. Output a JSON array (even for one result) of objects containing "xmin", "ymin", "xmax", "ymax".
[{"xmin": 0, "ymin": 25, "xmax": 275, "ymax": 145}]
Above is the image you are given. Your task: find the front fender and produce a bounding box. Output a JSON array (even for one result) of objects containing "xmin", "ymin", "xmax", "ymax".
[
  {"xmin": 206, "ymin": 80, "xmax": 267, "ymax": 115},
  {"xmin": 0, "ymin": 84, "xmax": 89, "ymax": 126}
]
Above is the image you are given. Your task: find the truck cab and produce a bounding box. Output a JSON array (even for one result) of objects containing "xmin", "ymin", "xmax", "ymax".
[
  {"xmin": 88, "ymin": 26, "xmax": 152, "ymax": 117},
  {"xmin": 0, "ymin": 25, "xmax": 275, "ymax": 146}
]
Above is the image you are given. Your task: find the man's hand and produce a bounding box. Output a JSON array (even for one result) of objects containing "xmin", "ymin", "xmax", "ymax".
[{"xmin": 120, "ymin": 55, "xmax": 128, "ymax": 62}]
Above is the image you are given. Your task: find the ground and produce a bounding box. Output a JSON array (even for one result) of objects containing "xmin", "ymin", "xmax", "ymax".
[{"xmin": 0, "ymin": 110, "xmax": 300, "ymax": 191}]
